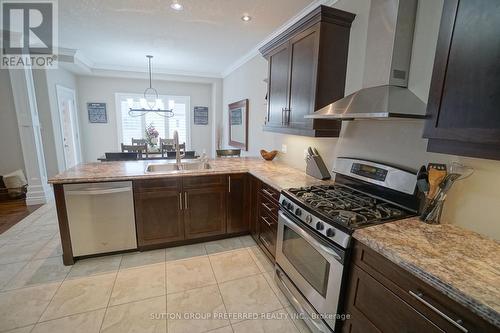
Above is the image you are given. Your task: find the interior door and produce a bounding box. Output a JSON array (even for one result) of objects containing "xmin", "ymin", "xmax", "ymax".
[
  {"xmin": 266, "ymin": 43, "xmax": 291, "ymax": 127},
  {"xmin": 56, "ymin": 85, "xmax": 81, "ymax": 169}
]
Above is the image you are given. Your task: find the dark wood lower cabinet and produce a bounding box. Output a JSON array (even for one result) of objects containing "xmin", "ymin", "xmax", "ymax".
[
  {"xmin": 184, "ymin": 185, "xmax": 226, "ymax": 240},
  {"xmin": 227, "ymin": 174, "xmax": 249, "ymax": 234},
  {"xmin": 248, "ymin": 176, "xmax": 280, "ymax": 261},
  {"xmin": 342, "ymin": 241, "xmax": 498, "ymax": 333},
  {"xmin": 134, "ymin": 179, "xmax": 184, "ymax": 247},
  {"xmin": 343, "ymin": 265, "xmax": 444, "ymax": 333}
]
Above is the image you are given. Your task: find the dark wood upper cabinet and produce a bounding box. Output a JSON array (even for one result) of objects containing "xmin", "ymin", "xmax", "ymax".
[
  {"xmin": 134, "ymin": 179, "xmax": 184, "ymax": 247},
  {"xmin": 227, "ymin": 174, "xmax": 249, "ymax": 234},
  {"xmin": 183, "ymin": 176, "xmax": 227, "ymax": 240},
  {"xmin": 267, "ymin": 43, "xmax": 291, "ymax": 128},
  {"xmin": 260, "ymin": 5, "xmax": 355, "ymax": 137},
  {"xmin": 423, "ymin": 0, "xmax": 500, "ymax": 160}
]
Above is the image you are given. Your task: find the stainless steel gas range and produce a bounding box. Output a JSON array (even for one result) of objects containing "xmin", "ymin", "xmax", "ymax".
[{"xmin": 274, "ymin": 157, "xmax": 421, "ymax": 333}]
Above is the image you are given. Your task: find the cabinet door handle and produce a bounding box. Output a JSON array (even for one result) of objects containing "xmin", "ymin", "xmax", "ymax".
[
  {"xmin": 178, "ymin": 193, "xmax": 183, "ymax": 210},
  {"xmin": 228, "ymin": 176, "xmax": 231, "ymax": 193},
  {"xmin": 262, "ymin": 188, "xmax": 275, "ymax": 198},
  {"xmin": 409, "ymin": 291, "xmax": 468, "ymax": 333},
  {"xmin": 261, "ymin": 216, "xmax": 273, "ymax": 227},
  {"xmin": 261, "ymin": 202, "xmax": 273, "ymax": 213},
  {"xmin": 184, "ymin": 192, "xmax": 188, "ymax": 209}
]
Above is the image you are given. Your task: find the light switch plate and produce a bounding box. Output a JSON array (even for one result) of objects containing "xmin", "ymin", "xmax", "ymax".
[{"xmin": 281, "ymin": 144, "xmax": 287, "ymax": 153}]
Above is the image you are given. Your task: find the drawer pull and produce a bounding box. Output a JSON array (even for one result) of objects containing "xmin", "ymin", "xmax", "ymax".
[
  {"xmin": 260, "ymin": 235, "xmax": 271, "ymax": 249},
  {"xmin": 261, "ymin": 203, "xmax": 274, "ymax": 213},
  {"xmin": 261, "ymin": 216, "xmax": 273, "ymax": 227},
  {"xmin": 262, "ymin": 188, "xmax": 276, "ymax": 198},
  {"xmin": 409, "ymin": 291, "xmax": 468, "ymax": 333}
]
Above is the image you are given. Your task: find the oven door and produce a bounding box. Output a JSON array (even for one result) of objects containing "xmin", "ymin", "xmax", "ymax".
[{"xmin": 276, "ymin": 210, "xmax": 345, "ymax": 330}]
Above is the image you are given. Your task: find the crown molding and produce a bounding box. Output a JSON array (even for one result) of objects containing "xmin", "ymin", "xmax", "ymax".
[
  {"xmin": 90, "ymin": 63, "xmax": 222, "ymax": 79},
  {"xmin": 221, "ymin": 0, "xmax": 338, "ymax": 77}
]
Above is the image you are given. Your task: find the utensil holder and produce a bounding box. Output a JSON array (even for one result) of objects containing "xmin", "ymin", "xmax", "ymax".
[{"xmin": 306, "ymin": 155, "xmax": 331, "ymax": 180}]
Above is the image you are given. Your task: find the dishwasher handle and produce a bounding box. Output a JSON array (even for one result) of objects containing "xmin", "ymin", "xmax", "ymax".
[{"xmin": 65, "ymin": 187, "xmax": 132, "ymax": 196}]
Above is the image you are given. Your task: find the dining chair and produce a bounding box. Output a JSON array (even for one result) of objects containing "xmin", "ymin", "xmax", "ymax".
[
  {"xmin": 121, "ymin": 143, "xmax": 148, "ymax": 159},
  {"xmin": 160, "ymin": 138, "xmax": 175, "ymax": 157},
  {"xmin": 131, "ymin": 138, "xmax": 147, "ymax": 145}
]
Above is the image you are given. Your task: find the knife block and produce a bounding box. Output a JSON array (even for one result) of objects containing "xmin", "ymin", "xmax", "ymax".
[{"xmin": 306, "ymin": 155, "xmax": 331, "ymax": 180}]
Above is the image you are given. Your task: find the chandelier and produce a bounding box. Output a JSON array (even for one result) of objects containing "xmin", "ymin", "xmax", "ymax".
[{"xmin": 128, "ymin": 55, "xmax": 174, "ymax": 118}]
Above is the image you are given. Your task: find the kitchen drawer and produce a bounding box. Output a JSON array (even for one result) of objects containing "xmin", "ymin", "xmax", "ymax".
[
  {"xmin": 259, "ymin": 214, "xmax": 277, "ymax": 257},
  {"xmin": 351, "ymin": 241, "xmax": 497, "ymax": 333},
  {"xmin": 343, "ymin": 264, "xmax": 444, "ymax": 333},
  {"xmin": 260, "ymin": 183, "xmax": 280, "ymax": 203},
  {"xmin": 260, "ymin": 194, "xmax": 279, "ymax": 221}
]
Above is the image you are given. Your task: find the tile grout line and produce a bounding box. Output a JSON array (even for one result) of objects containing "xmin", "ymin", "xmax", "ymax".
[
  {"xmin": 97, "ymin": 255, "xmax": 122, "ymax": 333},
  {"xmin": 206, "ymin": 251, "xmax": 234, "ymax": 332}
]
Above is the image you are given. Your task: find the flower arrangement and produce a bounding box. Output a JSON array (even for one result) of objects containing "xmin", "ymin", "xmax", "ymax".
[{"xmin": 145, "ymin": 123, "xmax": 159, "ymax": 148}]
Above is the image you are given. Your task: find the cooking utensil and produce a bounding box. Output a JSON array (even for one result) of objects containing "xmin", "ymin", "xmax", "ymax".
[
  {"xmin": 416, "ymin": 165, "xmax": 429, "ymax": 195},
  {"xmin": 427, "ymin": 163, "xmax": 447, "ymax": 199},
  {"xmin": 421, "ymin": 173, "xmax": 461, "ymax": 224}
]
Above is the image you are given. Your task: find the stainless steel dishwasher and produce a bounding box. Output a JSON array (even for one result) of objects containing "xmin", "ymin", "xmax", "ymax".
[{"xmin": 64, "ymin": 181, "xmax": 137, "ymax": 256}]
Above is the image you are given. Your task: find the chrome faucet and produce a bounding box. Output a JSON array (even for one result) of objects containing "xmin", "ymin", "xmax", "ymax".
[{"xmin": 173, "ymin": 130, "xmax": 184, "ymax": 165}]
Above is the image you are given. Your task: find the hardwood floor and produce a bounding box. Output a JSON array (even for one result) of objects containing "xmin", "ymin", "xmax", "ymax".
[{"xmin": 0, "ymin": 199, "xmax": 42, "ymax": 234}]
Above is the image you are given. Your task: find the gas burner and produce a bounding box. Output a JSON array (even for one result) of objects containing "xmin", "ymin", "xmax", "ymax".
[
  {"xmin": 283, "ymin": 182, "xmax": 414, "ymax": 230},
  {"xmin": 330, "ymin": 210, "xmax": 368, "ymax": 226}
]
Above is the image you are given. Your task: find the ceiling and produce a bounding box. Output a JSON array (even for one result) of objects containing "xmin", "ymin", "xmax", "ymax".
[{"xmin": 59, "ymin": 0, "xmax": 317, "ymax": 77}]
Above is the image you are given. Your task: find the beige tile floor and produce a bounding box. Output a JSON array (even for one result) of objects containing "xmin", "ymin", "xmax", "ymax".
[{"xmin": 0, "ymin": 203, "xmax": 311, "ymax": 333}]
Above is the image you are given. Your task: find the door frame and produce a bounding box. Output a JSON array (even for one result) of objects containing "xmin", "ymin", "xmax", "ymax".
[{"xmin": 56, "ymin": 85, "xmax": 82, "ymax": 169}]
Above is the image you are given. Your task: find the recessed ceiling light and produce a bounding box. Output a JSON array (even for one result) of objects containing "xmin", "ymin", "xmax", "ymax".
[
  {"xmin": 170, "ymin": 1, "xmax": 183, "ymax": 11},
  {"xmin": 241, "ymin": 14, "xmax": 252, "ymax": 22}
]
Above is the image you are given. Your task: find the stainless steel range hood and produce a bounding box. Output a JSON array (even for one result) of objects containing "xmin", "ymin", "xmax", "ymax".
[{"xmin": 306, "ymin": 0, "xmax": 427, "ymax": 120}]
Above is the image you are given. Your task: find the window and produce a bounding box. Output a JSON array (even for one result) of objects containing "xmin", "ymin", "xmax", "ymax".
[{"xmin": 116, "ymin": 93, "xmax": 190, "ymax": 148}]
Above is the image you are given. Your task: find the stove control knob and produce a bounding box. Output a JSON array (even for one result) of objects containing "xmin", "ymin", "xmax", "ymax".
[
  {"xmin": 326, "ymin": 228, "xmax": 336, "ymax": 237},
  {"xmin": 316, "ymin": 222, "xmax": 325, "ymax": 231},
  {"xmin": 305, "ymin": 215, "xmax": 312, "ymax": 224},
  {"xmin": 294, "ymin": 208, "xmax": 302, "ymax": 216},
  {"xmin": 287, "ymin": 202, "xmax": 293, "ymax": 210},
  {"xmin": 281, "ymin": 199, "xmax": 287, "ymax": 207}
]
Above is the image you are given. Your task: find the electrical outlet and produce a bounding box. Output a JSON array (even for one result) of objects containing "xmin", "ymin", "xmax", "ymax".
[{"xmin": 281, "ymin": 144, "xmax": 287, "ymax": 153}]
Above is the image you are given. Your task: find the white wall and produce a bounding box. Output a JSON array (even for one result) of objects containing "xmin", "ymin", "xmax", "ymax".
[
  {"xmin": 33, "ymin": 67, "xmax": 78, "ymax": 177},
  {"xmin": 0, "ymin": 69, "xmax": 25, "ymax": 175},
  {"xmin": 222, "ymin": 0, "xmax": 500, "ymax": 240},
  {"xmin": 76, "ymin": 75, "xmax": 214, "ymax": 162}
]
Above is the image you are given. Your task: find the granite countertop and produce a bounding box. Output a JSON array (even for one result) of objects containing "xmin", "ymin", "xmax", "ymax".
[
  {"xmin": 48, "ymin": 157, "xmax": 334, "ymax": 190},
  {"xmin": 354, "ymin": 218, "xmax": 500, "ymax": 327}
]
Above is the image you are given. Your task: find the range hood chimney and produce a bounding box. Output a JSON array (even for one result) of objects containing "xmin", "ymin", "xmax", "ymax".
[{"xmin": 306, "ymin": 0, "xmax": 427, "ymax": 120}]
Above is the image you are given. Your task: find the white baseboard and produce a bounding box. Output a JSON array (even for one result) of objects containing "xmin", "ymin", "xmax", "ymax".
[{"xmin": 26, "ymin": 184, "xmax": 53, "ymax": 206}]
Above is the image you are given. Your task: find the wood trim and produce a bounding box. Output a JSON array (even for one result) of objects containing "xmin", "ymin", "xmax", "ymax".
[
  {"xmin": 53, "ymin": 184, "xmax": 74, "ymax": 265},
  {"xmin": 228, "ymin": 99, "xmax": 249, "ymax": 151},
  {"xmin": 259, "ymin": 5, "xmax": 355, "ymax": 56},
  {"xmin": 427, "ymin": 138, "xmax": 500, "ymax": 161}
]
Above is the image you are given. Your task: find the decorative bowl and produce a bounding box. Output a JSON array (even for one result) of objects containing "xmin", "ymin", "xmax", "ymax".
[{"xmin": 260, "ymin": 149, "xmax": 278, "ymax": 161}]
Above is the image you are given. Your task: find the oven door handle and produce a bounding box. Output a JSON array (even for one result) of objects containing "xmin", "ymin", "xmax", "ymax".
[{"xmin": 279, "ymin": 211, "xmax": 343, "ymax": 263}]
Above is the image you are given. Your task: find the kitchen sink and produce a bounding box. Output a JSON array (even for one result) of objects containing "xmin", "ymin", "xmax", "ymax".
[{"xmin": 145, "ymin": 162, "xmax": 211, "ymax": 173}]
